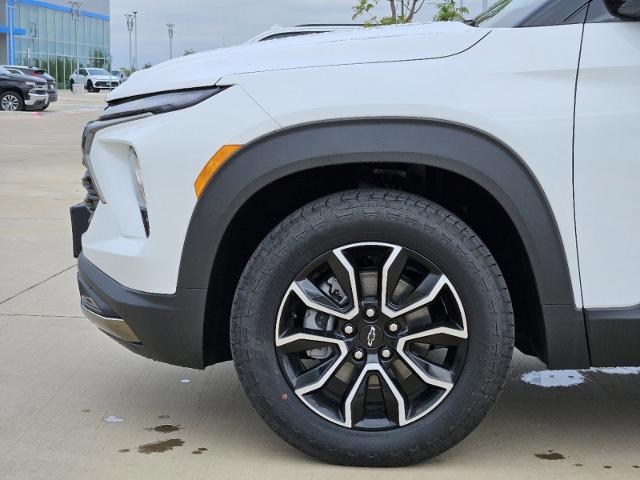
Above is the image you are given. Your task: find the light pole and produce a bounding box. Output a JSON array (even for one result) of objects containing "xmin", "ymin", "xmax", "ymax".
[
  {"xmin": 133, "ymin": 11, "xmax": 139, "ymax": 71},
  {"xmin": 167, "ymin": 24, "xmax": 175, "ymax": 59},
  {"xmin": 125, "ymin": 14, "xmax": 134, "ymax": 73},
  {"xmin": 7, "ymin": 0, "xmax": 14, "ymax": 64},
  {"xmin": 69, "ymin": 1, "xmax": 83, "ymax": 81}
]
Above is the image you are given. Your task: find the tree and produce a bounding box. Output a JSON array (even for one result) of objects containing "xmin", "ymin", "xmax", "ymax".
[
  {"xmin": 184, "ymin": 48, "xmax": 196, "ymax": 56},
  {"xmin": 352, "ymin": 0, "xmax": 468, "ymax": 25},
  {"xmin": 352, "ymin": 0, "xmax": 427, "ymax": 26},
  {"xmin": 433, "ymin": 0, "xmax": 469, "ymax": 21}
]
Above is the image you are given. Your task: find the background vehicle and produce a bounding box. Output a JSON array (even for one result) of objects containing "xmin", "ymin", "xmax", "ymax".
[
  {"xmin": 2, "ymin": 66, "xmax": 58, "ymax": 109},
  {"xmin": 70, "ymin": 0, "xmax": 640, "ymax": 468},
  {"xmin": 0, "ymin": 66, "xmax": 48, "ymax": 111},
  {"xmin": 245, "ymin": 24, "xmax": 363, "ymax": 43},
  {"xmin": 69, "ymin": 68, "xmax": 120, "ymax": 92},
  {"xmin": 110, "ymin": 70, "xmax": 127, "ymax": 83}
]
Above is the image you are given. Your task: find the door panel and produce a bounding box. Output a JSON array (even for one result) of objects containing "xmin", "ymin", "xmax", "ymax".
[{"xmin": 575, "ymin": 21, "xmax": 640, "ymax": 309}]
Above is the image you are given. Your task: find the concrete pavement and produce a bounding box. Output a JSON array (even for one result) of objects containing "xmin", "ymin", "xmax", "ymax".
[{"xmin": 1, "ymin": 94, "xmax": 639, "ymax": 480}]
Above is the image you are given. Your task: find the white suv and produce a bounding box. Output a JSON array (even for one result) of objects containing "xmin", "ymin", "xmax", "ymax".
[
  {"xmin": 69, "ymin": 68, "xmax": 120, "ymax": 92},
  {"xmin": 70, "ymin": 0, "xmax": 640, "ymax": 467}
]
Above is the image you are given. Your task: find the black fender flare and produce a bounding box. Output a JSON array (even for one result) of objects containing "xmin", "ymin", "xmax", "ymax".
[{"xmin": 179, "ymin": 118, "xmax": 590, "ymax": 368}]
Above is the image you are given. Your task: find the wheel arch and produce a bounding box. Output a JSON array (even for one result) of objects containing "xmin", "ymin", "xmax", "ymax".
[
  {"xmin": 1, "ymin": 88, "xmax": 24, "ymax": 99},
  {"xmin": 179, "ymin": 118, "xmax": 590, "ymax": 369}
]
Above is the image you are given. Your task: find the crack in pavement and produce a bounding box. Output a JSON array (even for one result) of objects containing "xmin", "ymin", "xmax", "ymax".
[{"xmin": 0, "ymin": 264, "xmax": 76, "ymax": 305}]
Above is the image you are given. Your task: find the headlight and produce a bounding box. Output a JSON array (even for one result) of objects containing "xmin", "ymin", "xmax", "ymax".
[
  {"xmin": 101, "ymin": 87, "xmax": 226, "ymax": 121},
  {"xmin": 25, "ymin": 81, "xmax": 36, "ymax": 88}
]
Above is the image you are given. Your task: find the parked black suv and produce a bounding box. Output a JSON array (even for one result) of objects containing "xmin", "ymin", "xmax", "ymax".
[
  {"xmin": 0, "ymin": 66, "xmax": 49, "ymax": 111},
  {"xmin": 2, "ymin": 65, "xmax": 58, "ymax": 108}
]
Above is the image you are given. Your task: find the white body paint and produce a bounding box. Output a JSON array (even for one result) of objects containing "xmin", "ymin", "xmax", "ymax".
[{"xmin": 81, "ymin": 20, "xmax": 639, "ymax": 311}]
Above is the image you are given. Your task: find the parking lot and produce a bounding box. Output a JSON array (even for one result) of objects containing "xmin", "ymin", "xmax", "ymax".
[{"xmin": 1, "ymin": 92, "xmax": 639, "ymax": 480}]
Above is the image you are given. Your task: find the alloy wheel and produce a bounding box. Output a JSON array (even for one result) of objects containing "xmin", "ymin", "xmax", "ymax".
[
  {"xmin": 275, "ymin": 242, "xmax": 468, "ymax": 430},
  {"xmin": 1, "ymin": 94, "xmax": 20, "ymax": 111}
]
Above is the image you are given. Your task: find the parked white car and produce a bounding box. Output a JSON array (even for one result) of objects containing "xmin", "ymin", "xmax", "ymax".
[
  {"xmin": 69, "ymin": 68, "xmax": 120, "ymax": 92},
  {"xmin": 245, "ymin": 24, "xmax": 363, "ymax": 43},
  {"xmin": 110, "ymin": 70, "xmax": 127, "ymax": 83},
  {"xmin": 71, "ymin": 0, "xmax": 640, "ymax": 468}
]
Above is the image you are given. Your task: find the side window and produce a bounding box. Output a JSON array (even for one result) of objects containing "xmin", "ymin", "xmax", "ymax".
[
  {"xmin": 586, "ymin": 0, "xmax": 623, "ymax": 22},
  {"xmin": 79, "ymin": 69, "xmax": 88, "ymax": 76}
]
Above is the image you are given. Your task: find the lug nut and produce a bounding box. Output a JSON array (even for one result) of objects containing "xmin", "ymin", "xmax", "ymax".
[
  {"xmin": 380, "ymin": 347, "xmax": 393, "ymax": 359},
  {"xmin": 353, "ymin": 349, "xmax": 365, "ymax": 361},
  {"xmin": 387, "ymin": 322, "xmax": 399, "ymax": 333},
  {"xmin": 343, "ymin": 324, "xmax": 355, "ymax": 335},
  {"xmin": 365, "ymin": 307, "xmax": 376, "ymax": 319}
]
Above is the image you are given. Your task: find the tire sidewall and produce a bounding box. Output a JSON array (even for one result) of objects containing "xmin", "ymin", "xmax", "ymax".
[{"xmin": 232, "ymin": 192, "xmax": 511, "ymax": 461}]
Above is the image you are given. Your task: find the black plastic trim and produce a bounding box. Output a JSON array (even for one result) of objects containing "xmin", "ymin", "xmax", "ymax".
[
  {"xmin": 70, "ymin": 203, "xmax": 90, "ymax": 258},
  {"xmin": 78, "ymin": 254, "xmax": 207, "ymax": 369},
  {"xmin": 586, "ymin": 305, "xmax": 640, "ymax": 367},
  {"xmin": 178, "ymin": 118, "xmax": 591, "ymax": 369},
  {"xmin": 101, "ymin": 86, "xmax": 226, "ymax": 121}
]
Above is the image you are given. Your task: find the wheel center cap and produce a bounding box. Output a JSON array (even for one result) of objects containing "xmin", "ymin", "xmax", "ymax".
[{"xmin": 359, "ymin": 325, "xmax": 383, "ymax": 349}]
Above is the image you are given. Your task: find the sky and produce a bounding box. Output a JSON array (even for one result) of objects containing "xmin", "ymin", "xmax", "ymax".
[{"xmin": 110, "ymin": 0, "xmax": 486, "ymax": 69}]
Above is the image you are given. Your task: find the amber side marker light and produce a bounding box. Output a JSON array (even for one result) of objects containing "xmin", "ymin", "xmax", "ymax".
[{"xmin": 194, "ymin": 144, "xmax": 243, "ymax": 198}]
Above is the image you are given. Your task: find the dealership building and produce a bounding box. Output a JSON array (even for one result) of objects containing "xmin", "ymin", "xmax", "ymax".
[{"xmin": 1, "ymin": 0, "xmax": 110, "ymax": 88}]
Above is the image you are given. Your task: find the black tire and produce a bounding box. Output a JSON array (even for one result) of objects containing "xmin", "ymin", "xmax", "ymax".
[
  {"xmin": 86, "ymin": 80, "xmax": 95, "ymax": 93},
  {"xmin": 69, "ymin": 79, "xmax": 74, "ymax": 90},
  {"xmin": 231, "ymin": 189, "xmax": 514, "ymax": 467},
  {"xmin": 0, "ymin": 91, "xmax": 24, "ymax": 111},
  {"xmin": 41, "ymin": 102, "xmax": 49, "ymax": 111}
]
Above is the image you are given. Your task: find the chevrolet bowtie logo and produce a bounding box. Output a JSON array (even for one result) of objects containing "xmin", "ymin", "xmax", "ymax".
[{"xmin": 367, "ymin": 326, "xmax": 377, "ymax": 347}]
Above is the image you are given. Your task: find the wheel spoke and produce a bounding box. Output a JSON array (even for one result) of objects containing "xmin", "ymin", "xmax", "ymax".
[
  {"xmin": 396, "ymin": 326, "xmax": 463, "ymax": 390},
  {"xmin": 328, "ymin": 248, "xmax": 360, "ymax": 310},
  {"xmin": 384, "ymin": 272, "xmax": 449, "ymax": 319},
  {"xmin": 293, "ymin": 356, "xmax": 347, "ymax": 395},
  {"xmin": 401, "ymin": 324, "xmax": 468, "ymax": 345},
  {"xmin": 276, "ymin": 331, "xmax": 348, "ymax": 395},
  {"xmin": 290, "ymin": 280, "xmax": 357, "ymax": 320},
  {"xmin": 276, "ymin": 330, "xmax": 345, "ymax": 353},
  {"xmin": 381, "ymin": 245, "xmax": 408, "ymax": 307},
  {"xmin": 380, "ymin": 246, "xmax": 452, "ymax": 318},
  {"xmin": 344, "ymin": 364, "xmax": 407, "ymax": 427}
]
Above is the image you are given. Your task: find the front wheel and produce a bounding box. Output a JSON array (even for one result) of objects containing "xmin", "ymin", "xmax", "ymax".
[
  {"xmin": 0, "ymin": 91, "xmax": 24, "ymax": 111},
  {"xmin": 231, "ymin": 190, "xmax": 514, "ymax": 466}
]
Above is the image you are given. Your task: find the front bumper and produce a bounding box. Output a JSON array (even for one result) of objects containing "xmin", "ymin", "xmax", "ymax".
[
  {"xmin": 76, "ymin": 253, "xmax": 207, "ymax": 369},
  {"xmin": 25, "ymin": 92, "xmax": 48, "ymax": 108},
  {"xmin": 95, "ymin": 81, "xmax": 119, "ymax": 89},
  {"xmin": 47, "ymin": 90, "xmax": 58, "ymax": 103}
]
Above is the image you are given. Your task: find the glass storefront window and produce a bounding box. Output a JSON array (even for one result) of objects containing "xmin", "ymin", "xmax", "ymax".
[{"xmin": 13, "ymin": 4, "xmax": 111, "ymax": 89}]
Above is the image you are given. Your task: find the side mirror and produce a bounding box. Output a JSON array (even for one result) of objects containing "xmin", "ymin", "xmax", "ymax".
[{"xmin": 606, "ymin": 0, "xmax": 640, "ymax": 19}]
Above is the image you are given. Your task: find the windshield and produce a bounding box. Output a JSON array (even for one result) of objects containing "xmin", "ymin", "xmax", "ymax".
[
  {"xmin": 88, "ymin": 68, "xmax": 110, "ymax": 75},
  {"xmin": 473, "ymin": 0, "xmax": 547, "ymax": 27}
]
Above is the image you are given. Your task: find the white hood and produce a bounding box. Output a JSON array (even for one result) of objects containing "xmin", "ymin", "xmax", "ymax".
[{"xmin": 109, "ymin": 22, "xmax": 489, "ymax": 101}]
